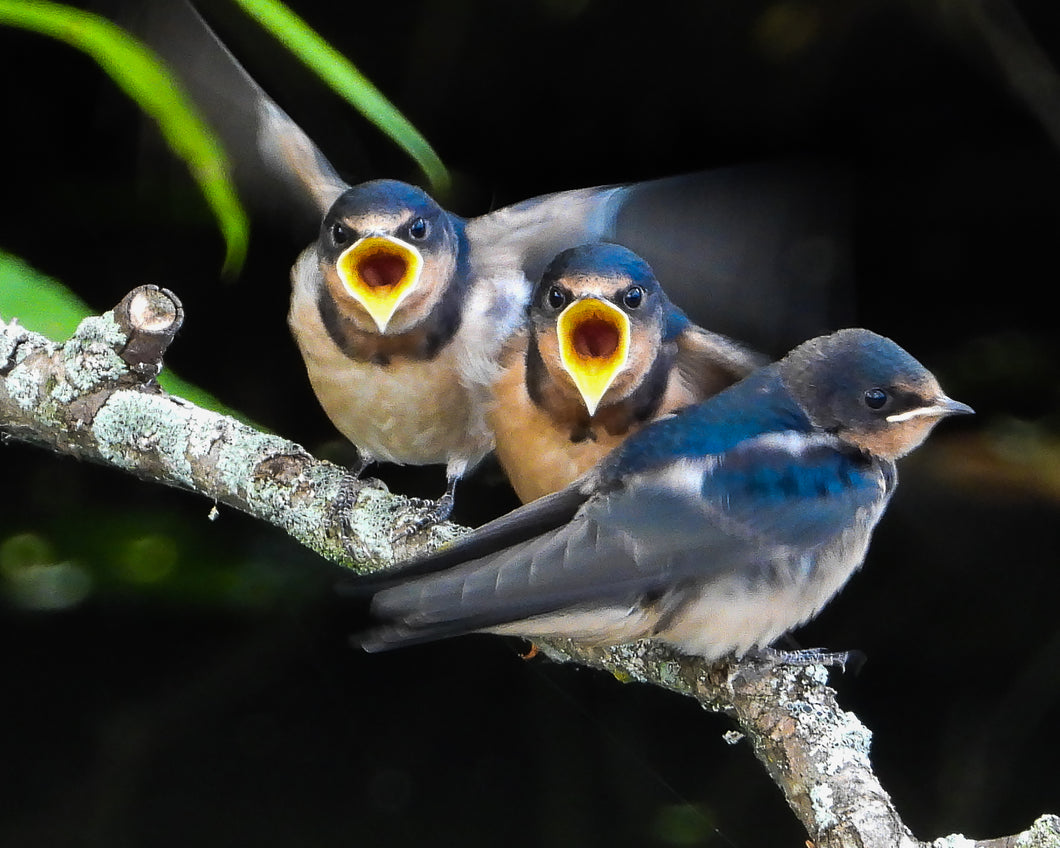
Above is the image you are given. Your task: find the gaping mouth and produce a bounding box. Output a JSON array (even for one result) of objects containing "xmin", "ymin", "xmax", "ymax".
[
  {"xmin": 336, "ymin": 235, "xmax": 423, "ymax": 332},
  {"xmin": 557, "ymin": 298, "xmax": 631, "ymax": 415}
]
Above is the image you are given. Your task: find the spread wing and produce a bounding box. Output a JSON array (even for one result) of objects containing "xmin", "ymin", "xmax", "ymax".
[
  {"xmin": 358, "ymin": 432, "xmax": 892, "ymax": 651},
  {"xmin": 126, "ymin": 0, "xmax": 347, "ymax": 221},
  {"xmin": 466, "ymin": 164, "xmax": 853, "ymax": 351},
  {"xmin": 129, "ymin": 2, "xmax": 851, "ymax": 346}
]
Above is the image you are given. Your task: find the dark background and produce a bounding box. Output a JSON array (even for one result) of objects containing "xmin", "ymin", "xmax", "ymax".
[{"xmin": 2, "ymin": 0, "xmax": 1059, "ymax": 845}]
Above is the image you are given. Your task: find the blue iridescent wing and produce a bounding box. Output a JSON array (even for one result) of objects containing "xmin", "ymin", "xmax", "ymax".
[{"xmin": 362, "ymin": 431, "xmax": 892, "ymax": 648}]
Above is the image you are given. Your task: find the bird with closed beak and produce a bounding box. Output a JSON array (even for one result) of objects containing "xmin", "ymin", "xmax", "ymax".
[
  {"xmin": 353, "ymin": 329, "xmax": 973, "ymax": 658},
  {"xmin": 490, "ymin": 243, "xmax": 764, "ymax": 503}
]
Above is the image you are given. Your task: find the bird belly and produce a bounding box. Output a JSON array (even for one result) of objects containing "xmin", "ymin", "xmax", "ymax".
[
  {"xmin": 289, "ymin": 310, "xmax": 487, "ymax": 470},
  {"xmin": 486, "ymin": 606, "xmax": 657, "ymax": 645},
  {"xmin": 658, "ymin": 526, "xmax": 878, "ymax": 659},
  {"xmin": 656, "ymin": 577, "xmax": 827, "ymax": 660},
  {"xmin": 305, "ymin": 349, "xmax": 485, "ymax": 467}
]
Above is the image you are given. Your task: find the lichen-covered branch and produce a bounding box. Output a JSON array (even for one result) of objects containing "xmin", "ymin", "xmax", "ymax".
[
  {"xmin": 0, "ymin": 285, "xmax": 461, "ymax": 570},
  {"xmin": 2, "ymin": 288, "xmax": 1057, "ymax": 848},
  {"xmin": 538, "ymin": 640, "xmax": 1060, "ymax": 848}
]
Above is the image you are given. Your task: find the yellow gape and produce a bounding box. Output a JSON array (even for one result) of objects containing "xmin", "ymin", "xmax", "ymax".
[
  {"xmin": 557, "ymin": 297, "xmax": 631, "ymax": 415},
  {"xmin": 336, "ymin": 235, "xmax": 424, "ymax": 332}
]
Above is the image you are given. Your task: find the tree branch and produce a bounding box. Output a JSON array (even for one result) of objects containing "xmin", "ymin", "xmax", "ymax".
[
  {"xmin": 0, "ymin": 285, "xmax": 463, "ymax": 569},
  {"xmin": 2, "ymin": 287, "xmax": 1056, "ymax": 848},
  {"xmin": 537, "ymin": 640, "xmax": 1060, "ymax": 848}
]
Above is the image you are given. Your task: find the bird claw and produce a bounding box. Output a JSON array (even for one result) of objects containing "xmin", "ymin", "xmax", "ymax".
[
  {"xmin": 737, "ymin": 646, "xmax": 864, "ymax": 678},
  {"xmin": 391, "ymin": 490, "xmax": 455, "ymax": 541},
  {"xmin": 329, "ymin": 472, "xmax": 376, "ymax": 562}
]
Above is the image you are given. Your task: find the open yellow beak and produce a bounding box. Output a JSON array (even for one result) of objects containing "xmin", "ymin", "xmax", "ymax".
[
  {"xmin": 335, "ymin": 235, "xmax": 423, "ymax": 332},
  {"xmin": 557, "ymin": 297, "xmax": 631, "ymax": 416}
]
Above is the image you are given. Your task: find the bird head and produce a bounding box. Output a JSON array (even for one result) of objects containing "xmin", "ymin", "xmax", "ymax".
[
  {"xmin": 530, "ymin": 244, "xmax": 670, "ymax": 416},
  {"xmin": 317, "ymin": 180, "xmax": 459, "ymax": 334},
  {"xmin": 780, "ymin": 328, "xmax": 973, "ymax": 460}
]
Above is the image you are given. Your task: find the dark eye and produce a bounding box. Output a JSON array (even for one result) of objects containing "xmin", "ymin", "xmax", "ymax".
[
  {"xmin": 864, "ymin": 388, "xmax": 889, "ymax": 410},
  {"xmin": 408, "ymin": 217, "xmax": 429, "ymax": 240},
  {"xmin": 546, "ymin": 286, "xmax": 567, "ymax": 309},
  {"xmin": 622, "ymin": 286, "xmax": 644, "ymax": 309},
  {"xmin": 331, "ymin": 222, "xmax": 350, "ymax": 246}
]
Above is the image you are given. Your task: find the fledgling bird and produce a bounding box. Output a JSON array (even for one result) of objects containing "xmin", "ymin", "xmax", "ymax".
[
  {"xmin": 353, "ymin": 329, "xmax": 973, "ymax": 658},
  {"xmin": 132, "ymin": 1, "xmax": 852, "ymax": 526},
  {"xmin": 287, "ymin": 176, "xmax": 525, "ymax": 524},
  {"xmin": 489, "ymin": 243, "xmax": 765, "ymax": 503}
]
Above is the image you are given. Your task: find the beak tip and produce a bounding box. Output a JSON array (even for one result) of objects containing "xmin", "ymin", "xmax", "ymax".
[{"xmin": 944, "ymin": 397, "xmax": 975, "ymax": 417}]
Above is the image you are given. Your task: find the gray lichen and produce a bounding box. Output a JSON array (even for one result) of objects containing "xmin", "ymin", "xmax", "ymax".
[
  {"xmin": 810, "ymin": 783, "xmax": 839, "ymax": 830},
  {"xmin": 55, "ymin": 313, "xmax": 128, "ymax": 401},
  {"xmin": 92, "ymin": 390, "xmax": 195, "ymax": 482},
  {"xmin": 930, "ymin": 835, "xmax": 977, "ymax": 848},
  {"xmin": 0, "ymin": 318, "xmax": 32, "ymax": 373},
  {"xmin": 4, "ymin": 359, "xmax": 44, "ymax": 412},
  {"xmin": 1015, "ymin": 816, "xmax": 1060, "ymax": 848}
]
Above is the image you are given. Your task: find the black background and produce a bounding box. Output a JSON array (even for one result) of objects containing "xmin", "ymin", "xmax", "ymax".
[{"xmin": 1, "ymin": 1, "xmax": 1059, "ymax": 845}]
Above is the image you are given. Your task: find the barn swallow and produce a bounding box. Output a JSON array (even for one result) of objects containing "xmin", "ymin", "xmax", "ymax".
[
  {"xmin": 288, "ymin": 176, "xmax": 528, "ymax": 525},
  {"xmin": 490, "ymin": 243, "xmax": 765, "ymax": 503},
  {"xmin": 353, "ymin": 329, "xmax": 973, "ymax": 657},
  {"xmin": 133, "ymin": 2, "xmax": 852, "ymax": 528}
]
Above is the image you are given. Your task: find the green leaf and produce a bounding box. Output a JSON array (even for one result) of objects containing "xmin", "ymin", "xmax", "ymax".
[
  {"xmin": 0, "ymin": 0, "xmax": 249, "ymax": 273},
  {"xmin": 0, "ymin": 251, "xmax": 92, "ymax": 343},
  {"xmin": 231, "ymin": 0, "xmax": 450, "ymax": 193},
  {"xmin": 0, "ymin": 250, "xmax": 253, "ymax": 425}
]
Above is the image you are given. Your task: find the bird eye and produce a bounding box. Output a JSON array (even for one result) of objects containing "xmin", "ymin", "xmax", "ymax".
[
  {"xmin": 408, "ymin": 217, "xmax": 429, "ymax": 240},
  {"xmin": 546, "ymin": 286, "xmax": 567, "ymax": 309},
  {"xmin": 864, "ymin": 388, "xmax": 889, "ymax": 410},
  {"xmin": 331, "ymin": 222, "xmax": 349, "ymax": 245},
  {"xmin": 622, "ymin": 286, "xmax": 644, "ymax": 309}
]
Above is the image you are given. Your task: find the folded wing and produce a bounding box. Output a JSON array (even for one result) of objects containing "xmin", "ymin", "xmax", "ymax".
[{"xmin": 359, "ymin": 429, "xmax": 891, "ymax": 650}]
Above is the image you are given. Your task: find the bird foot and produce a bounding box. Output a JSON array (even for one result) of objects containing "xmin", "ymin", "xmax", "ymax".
[
  {"xmin": 332, "ymin": 471, "xmax": 377, "ymax": 562},
  {"xmin": 737, "ymin": 646, "xmax": 865, "ymax": 677},
  {"xmin": 391, "ymin": 490, "xmax": 455, "ymax": 541}
]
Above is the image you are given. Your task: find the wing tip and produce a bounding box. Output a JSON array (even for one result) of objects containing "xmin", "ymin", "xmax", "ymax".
[
  {"xmin": 351, "ymin": 620, "xmax": 479, "ymax": 654},
  {"xmin": 351, "ymin": 629, "xmax": 399, "ymax": 654}
]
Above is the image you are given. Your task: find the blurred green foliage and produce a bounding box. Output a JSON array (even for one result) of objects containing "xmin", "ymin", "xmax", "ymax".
[
  {"xmin": 0, "ymin": 0, "xmax": 248, "ymax": 273},
  {"xmin": 0, "ymin": 506, "xmax": 321, "ymax": 612},
  {"xmin": 232, "ymin": 0, "xmax": 449, "ymax": 192}
]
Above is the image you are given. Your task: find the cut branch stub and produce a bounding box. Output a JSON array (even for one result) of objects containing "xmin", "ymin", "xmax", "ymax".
[{"xmin": 112, "ymin": 285, "xmax": 184, "ymax": 379}]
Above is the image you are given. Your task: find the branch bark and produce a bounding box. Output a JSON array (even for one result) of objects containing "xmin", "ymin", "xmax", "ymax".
[
  {"xmin": 2, "ymin": 287, "xmax": 1057, "ymax": 848},
  {"xmin": 0, "ymin": 285, "xmax": 463, "ymax": 570}
]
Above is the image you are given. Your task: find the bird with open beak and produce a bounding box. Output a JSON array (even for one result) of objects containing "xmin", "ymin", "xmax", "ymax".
[
  {"xmin": 135, "ymin": 1, "xmax": 851, "ymax": 531},
  {"xmin": 490, "ymin": 244, "xmax": 764, "ymax": 503},
  {"xmin": 287, "ymin": 176, "xmax": 526, "ymax": 529}
]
